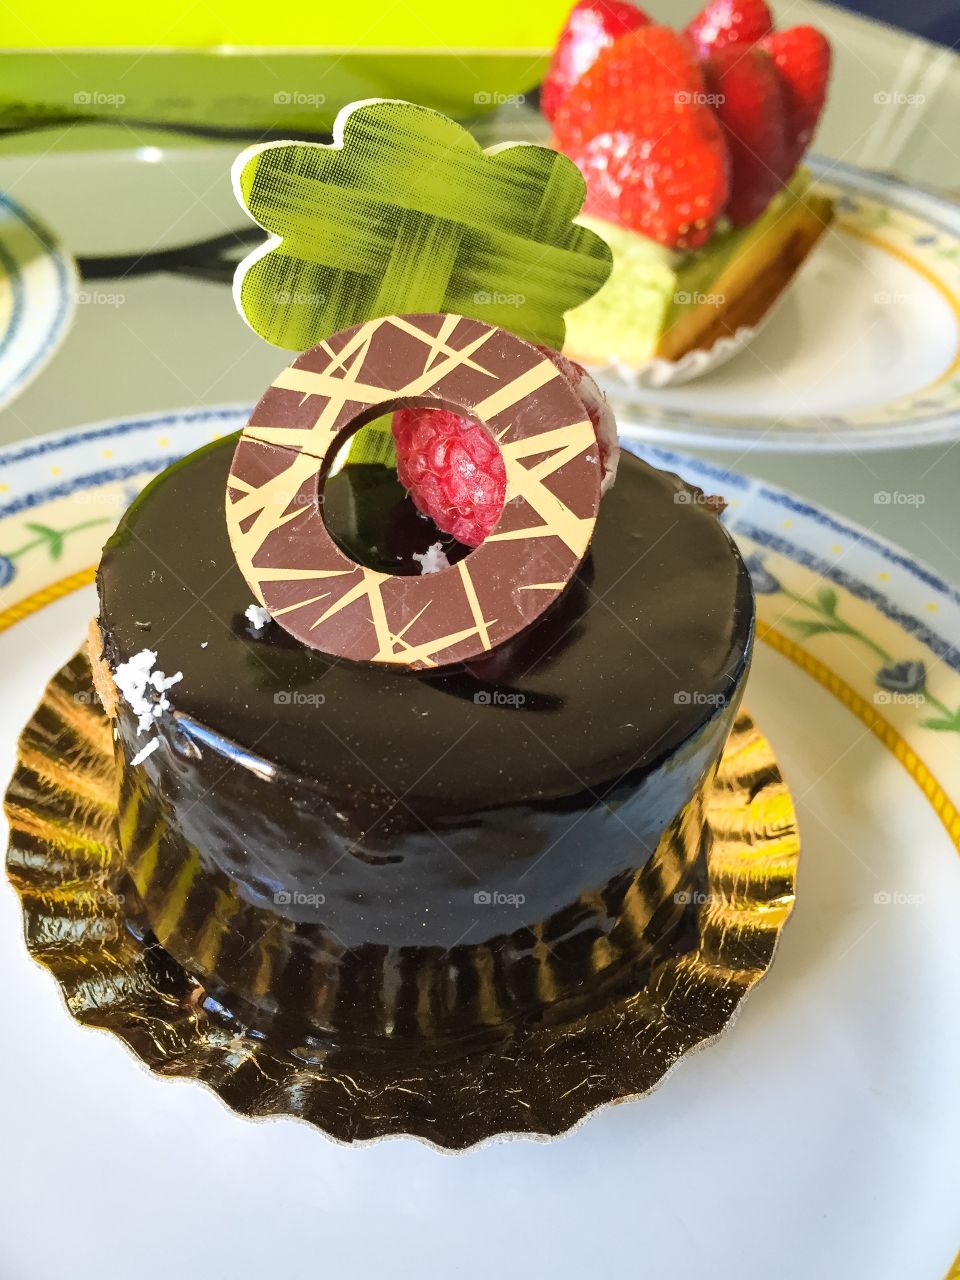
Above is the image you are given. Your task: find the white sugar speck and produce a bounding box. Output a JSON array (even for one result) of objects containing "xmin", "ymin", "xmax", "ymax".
[
  {"xmin": 200, "ymin": 641, "xmax": 208, "ymax": 648},
  {"xmin": 130, "ymin": 737, "xmax": 160, "ymax": 767},
  {"xmin": 113, "ymin": 648, "xmax": 183, "ymax": 734},
  {"xmin": 245, "ymin": 603, "xmax": 272, "ymax": 631},
  {"xmin": 412, "ymin": 542, "xmax": 450, "ymax": 575}
]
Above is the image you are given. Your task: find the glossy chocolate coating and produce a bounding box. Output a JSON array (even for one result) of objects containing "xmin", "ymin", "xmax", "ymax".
[{"xmin": 97, "ymin": 437, "xmax": 753, "ymax": 1047}]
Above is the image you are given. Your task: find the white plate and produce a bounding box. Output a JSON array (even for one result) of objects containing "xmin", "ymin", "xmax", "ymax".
[
  {"xmin": 0, "ymin": 193, "xmax": 75, "ymax": 412},
  {"xmin": 610, "ymin": 158, "xmax": 960, "ymax": 451},
  {"xmin": 1, "ymin": 410, "xmax": 959, "ymax": 1280}
]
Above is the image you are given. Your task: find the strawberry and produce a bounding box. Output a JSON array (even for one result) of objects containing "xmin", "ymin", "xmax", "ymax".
[
  {"xmin": 553, "ymin": 26, "xmax": 702, "ymax": 150},
  {"xmin": 541, "ymin": 0, "xmax": 650, "ymax": 124},
  {"xmin": 686, "ymin": 0, "xmax": 773, "ymax": 58},
  {"xmin": 703, "ymin": 45, "xmax": 789, "ymax": 225},
  {"xmin": 392, "ymin": 356, "xmax": 618, "ymax": 546},
  {"xmin": 553, "ymin": 28, "xmax": 730, "ymax": 251},
  {"xmin": 760, "ymin": 26, "xmax": 832, "ymax": 173}
]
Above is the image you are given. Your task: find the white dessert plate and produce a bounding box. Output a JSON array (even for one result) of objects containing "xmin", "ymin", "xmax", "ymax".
[
  {"xmin": 0, "ymin": 409, "xmax": 958, "ymax": 1279},
  {"xmin": 611, "ymin": 157, "xmax": 960, "ymax": 451},
  {"xmin": 0, "ymin": 193, "xmax": 75, "ymax": 412}
]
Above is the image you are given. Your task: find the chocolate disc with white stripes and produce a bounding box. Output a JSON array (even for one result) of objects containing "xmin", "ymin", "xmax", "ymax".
[{"xmin": 226, "ymin": 313, "xmax": 601, "ymax": 668}]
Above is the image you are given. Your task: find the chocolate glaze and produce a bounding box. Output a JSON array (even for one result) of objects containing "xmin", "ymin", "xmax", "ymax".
[{"xmin": 97, "ymin": 437, "xmax": 754, "ymax": 1048}]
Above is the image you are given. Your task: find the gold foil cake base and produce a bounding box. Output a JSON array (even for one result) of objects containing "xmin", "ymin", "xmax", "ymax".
[{"xmin": 5, "ymin": 651, "xmax": 799, "ymax": 1150}]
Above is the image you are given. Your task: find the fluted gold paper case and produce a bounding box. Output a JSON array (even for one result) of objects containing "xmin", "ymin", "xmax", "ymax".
[{"xmin": 5, "ymin": 650, "xmax": 799, "ymax": 1150}]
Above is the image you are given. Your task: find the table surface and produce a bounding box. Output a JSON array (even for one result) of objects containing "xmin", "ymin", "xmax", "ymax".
[
  {"xmin": 828, "ymin": 0, "xmax": 960, "ymax": 48},
  {"xmin": 0, "ymin": 3, "xmax": 957, "ymax": 585}
]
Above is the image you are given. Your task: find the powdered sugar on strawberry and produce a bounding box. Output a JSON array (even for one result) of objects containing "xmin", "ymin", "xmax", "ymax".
[
  {"xmin": 552, "ymin": 27, "xmax": 731, "ymax": 250},
  {"xmin": 546, "ymin": 0, "xmax": 831, "ymax": 241},
  {"xmin": 686, "ymin": 0, "xmax": 773, "ymax": 58},
  {"xmin": 541, "ymin": 0, "xmax": 650, "ymax": 123}
]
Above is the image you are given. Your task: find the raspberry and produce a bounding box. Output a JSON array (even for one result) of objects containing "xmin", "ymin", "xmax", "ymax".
[
  {"xmin": 392, "ymin": 408, "xmax": 507, "ymax": 548},
  {"xmin": 392, "ymin": 355, "xmax": 618, "ymax": 548}
]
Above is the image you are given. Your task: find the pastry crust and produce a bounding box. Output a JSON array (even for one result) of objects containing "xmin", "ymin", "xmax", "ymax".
[
  {"xmin": 655, "ymin": 191, "xmax": 835, "ymax": 361},
  {"xmin": 87, "ymin": 616, "xmax": 118, "ymax": 719}
]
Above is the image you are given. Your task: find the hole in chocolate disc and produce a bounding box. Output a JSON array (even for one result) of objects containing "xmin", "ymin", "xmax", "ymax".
[{"xmin": 320, "ymin": 401, "xmax": 506, "ymax": 579}]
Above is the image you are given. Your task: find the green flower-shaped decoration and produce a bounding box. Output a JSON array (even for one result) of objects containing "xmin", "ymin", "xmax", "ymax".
[{"xmin": 232, "ymin": 98, "xmax": 612, "ymax": 352}]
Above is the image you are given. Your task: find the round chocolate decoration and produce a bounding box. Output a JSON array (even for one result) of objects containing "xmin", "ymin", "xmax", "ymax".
[{"xmin": 226, "ymin": 313, "xmax": 601, "ymax": 668}]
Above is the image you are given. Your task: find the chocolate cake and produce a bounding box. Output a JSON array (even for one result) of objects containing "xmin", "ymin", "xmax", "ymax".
[
  {"xmin": 88, "ymin": 101, "xmax": 755, "ymax": 1061},
  {"xmin": 93, "ymin": 437, "xmax": 754, "ymax": 1054}
]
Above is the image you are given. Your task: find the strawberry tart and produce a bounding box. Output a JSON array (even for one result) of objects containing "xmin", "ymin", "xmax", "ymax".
[{"xmin": 543, "ymin": 0, "xmax": 836, "ymax": 369}]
